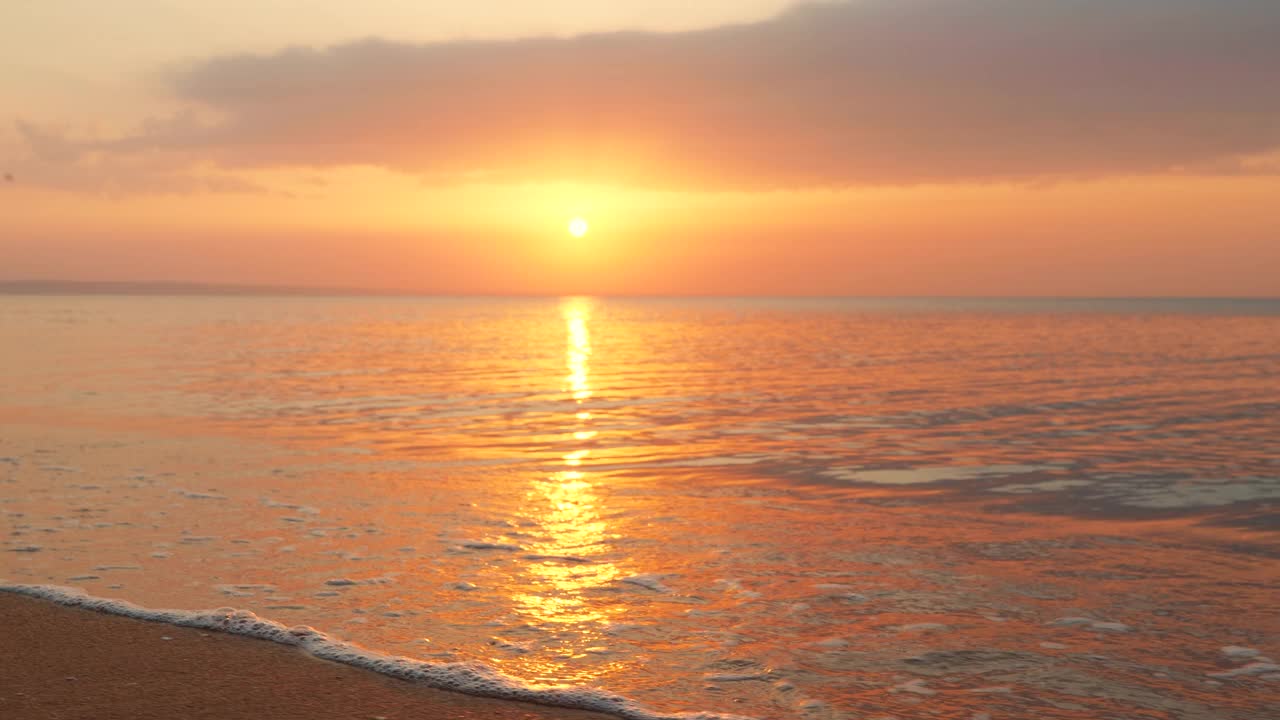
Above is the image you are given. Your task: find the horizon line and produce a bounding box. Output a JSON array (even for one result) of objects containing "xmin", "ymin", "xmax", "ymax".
[{"xmin": 0, "ymin": 280, "xmax": 1277, "ymax": 302}]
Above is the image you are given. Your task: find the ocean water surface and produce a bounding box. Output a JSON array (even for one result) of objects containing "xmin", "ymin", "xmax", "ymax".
[{"xmin": 2, "ymin": 296, "xmax": 1278, "ymax": 719}]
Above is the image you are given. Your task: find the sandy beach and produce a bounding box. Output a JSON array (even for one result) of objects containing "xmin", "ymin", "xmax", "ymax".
[{"xmin": 0, "ymin": 592, "xmax": 613, "ymax": 720}]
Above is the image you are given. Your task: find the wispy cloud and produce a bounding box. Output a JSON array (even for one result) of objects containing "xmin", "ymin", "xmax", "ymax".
[
  {"xmin": 26, "ymin": 0, "xmax": 1280, "ymax": 189},
  {"xmin": 8, "ymin": 121, "xmax": 268, "ymax": 195}
]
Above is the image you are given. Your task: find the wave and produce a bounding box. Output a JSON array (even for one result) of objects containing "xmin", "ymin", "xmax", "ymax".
[{"xmin": 0, "ymin": 583, "xmax": 753, "ymax": 720}]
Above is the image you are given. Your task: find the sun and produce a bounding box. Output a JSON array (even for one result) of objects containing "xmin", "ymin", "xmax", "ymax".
[{"xmin": 568, "ymin": 217, "xmax": 589, "ymax": 238}]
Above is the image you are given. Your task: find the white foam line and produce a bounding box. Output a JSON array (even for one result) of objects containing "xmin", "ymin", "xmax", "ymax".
[{"xmin": 0, "ymin": 583, "xmax": 751, "ymax": 720}]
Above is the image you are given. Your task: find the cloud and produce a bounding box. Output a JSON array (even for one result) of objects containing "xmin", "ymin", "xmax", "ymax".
[
  {"xmin": 58, "ymin": 1, "xmax": 1280, "ymax": 187},
  {"xmin": 8, "ymin": 121, "xmax": 268, "ymax": 195}
]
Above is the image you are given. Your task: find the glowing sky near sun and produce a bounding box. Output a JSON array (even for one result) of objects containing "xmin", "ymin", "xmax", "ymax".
[{"xmin": 2, "ymin": 0, "xmax": 1278, "ymax": 296}]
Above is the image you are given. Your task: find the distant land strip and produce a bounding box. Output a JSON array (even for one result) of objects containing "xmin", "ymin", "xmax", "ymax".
[{"xmin": 0, "ymin": 280, "xmax": 388, "ymax": 296}]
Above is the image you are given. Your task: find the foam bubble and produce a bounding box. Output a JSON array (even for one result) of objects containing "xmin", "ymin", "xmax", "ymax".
[
  {"xmin": 705, "ymin": 673, "xmax": 770, "ymax": 683},
  {"xmin": 173, "ymin": 489, "xmax": 226, "ymax": 500},
  {"xmin": 1208, "ymin": 662, "xmax": 1280, "ymax": 679},
  {"xmin": 895, "ymin": 623, "xmax": 950, "ymax": 633},
  {"xmin": 620, "ymin": 574, "xmax": 671, "ymax": 593},
  {"xmin": 489, "ymin": 637, "xmax": 532, "ymax": 654},
  {"xmin": 1048, "ymin": 617, "xmax": 1130, "ymax": 632},
  {"xmin": 215, "ymin": 584, "xmax": 276, "ymax": 597},
  {"xmin": 460, "ymin": 541, "xmax": 523, "ymax": 551},
  {"xmin": 261, "ymin": 499, "xmax": 321, "ymax": 515},
  {"xmin": 325, "ymin": 576, "xmax": 394, "ymax": 587},
  {"xmin": 524, "ymin": 554, "xmax": 592, "ymax": 563},
  {"xmin": 891, "ymin": 679, "xmax": 935, "ymax": 696},
  {"xmin": 0, "ymin": 584, "xmax": 754, "ymax": 720}
]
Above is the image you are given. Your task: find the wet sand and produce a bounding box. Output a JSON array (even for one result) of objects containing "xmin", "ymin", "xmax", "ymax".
[{"xmin": 0, "ymin": 592, "xmax": 613, "ymax": 720}]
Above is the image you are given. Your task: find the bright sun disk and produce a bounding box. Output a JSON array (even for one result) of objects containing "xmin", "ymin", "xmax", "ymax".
[{"xmin": 568, "ymin": 217, "xmax": 589, "ymax": 238}]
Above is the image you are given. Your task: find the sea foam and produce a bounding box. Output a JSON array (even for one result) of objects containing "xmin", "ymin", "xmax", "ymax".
[{"xmin": 0, "ymin": 583, "xmax": 752, "ymax": 720}]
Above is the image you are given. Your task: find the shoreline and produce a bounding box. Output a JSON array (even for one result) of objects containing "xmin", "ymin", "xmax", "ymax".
[{"xmin": 0, "ymin": 589, "xmax": 625, "ymax": 720}]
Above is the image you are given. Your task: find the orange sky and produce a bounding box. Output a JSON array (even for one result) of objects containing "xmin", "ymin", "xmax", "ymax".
[{"xmin": 2, "ymin": 1, "xmax": 1279, "ymax": 296}]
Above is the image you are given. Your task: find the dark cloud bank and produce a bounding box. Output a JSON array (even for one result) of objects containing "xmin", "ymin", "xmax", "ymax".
[{"xmin": 115, "ymin": 0, "xmax": 1280, "ymax": 187}]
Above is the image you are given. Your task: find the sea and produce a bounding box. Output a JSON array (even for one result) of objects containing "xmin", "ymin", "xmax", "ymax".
[{"xmin": 2, "ymin": 295, "xmax": 1278, "ymax": 719}]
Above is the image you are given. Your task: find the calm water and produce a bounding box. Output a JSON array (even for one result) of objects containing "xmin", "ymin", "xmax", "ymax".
[{"xmin": 2, "ymin": 296, "xmax": 1278, "ymax": 719}]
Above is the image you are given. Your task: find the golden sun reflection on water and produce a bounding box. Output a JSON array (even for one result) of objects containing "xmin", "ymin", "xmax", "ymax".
[
  {"xmin": 565, "ymin": 302, "xmax": 592, "ymax": 403},
  {"xmin": 510, "ymin": 299, "xmax": 622, "ymax": 661}
]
